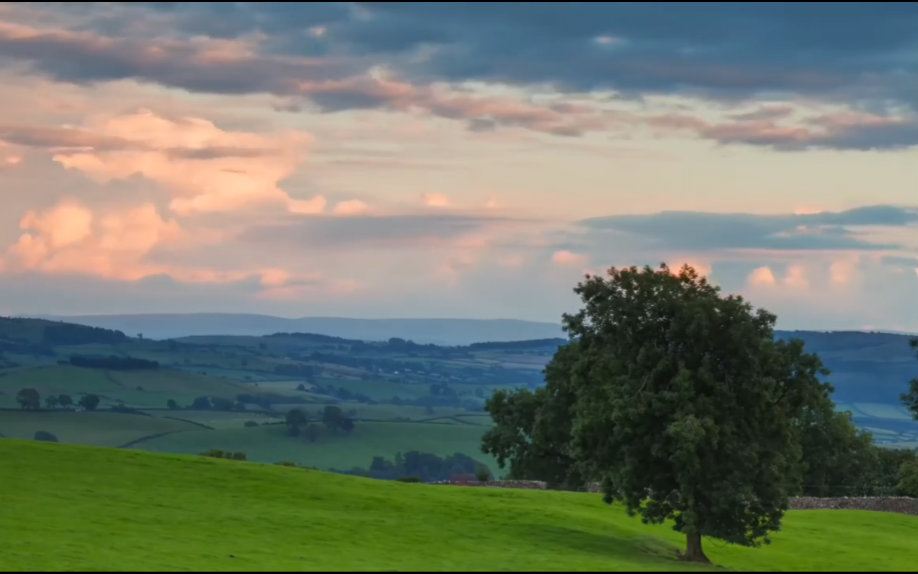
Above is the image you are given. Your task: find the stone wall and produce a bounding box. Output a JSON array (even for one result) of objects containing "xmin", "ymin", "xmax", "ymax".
[
  {"xmin": 431, "ymin": 480, "xmax": 918, "ymax": 515},
  {"xmin": 788, "ymin": 496, "xmax": 918, "ymax": 516}
]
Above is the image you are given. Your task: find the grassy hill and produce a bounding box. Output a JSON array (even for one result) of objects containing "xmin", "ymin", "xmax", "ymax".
[
  {"xmin": 2, "ymin": 439, "xmax": 915, "ymax": 572},
  {"xmin": 135, "ymin": 419, "xmax": 497, "ymax": 471},
  {"xmin": 0, "ymin": 365, "xmax": 251, "ymax": 409},
  {"xmin": 0, "ymin": 410, "xmax": 201, "ymax": 447}
]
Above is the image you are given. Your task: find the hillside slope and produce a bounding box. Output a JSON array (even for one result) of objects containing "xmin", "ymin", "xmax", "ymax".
[{"xmin": 1, "ymin": 439, "xmax": 916, "ymax": 572}]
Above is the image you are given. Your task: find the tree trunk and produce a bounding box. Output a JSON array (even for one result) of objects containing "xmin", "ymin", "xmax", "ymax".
[{"xmin": 682, "ymin": 530, "xmax": 711, "ymax": 564}]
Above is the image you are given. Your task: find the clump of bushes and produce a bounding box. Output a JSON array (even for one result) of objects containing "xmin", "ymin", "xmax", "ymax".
[
  {"xmin": 244, "ymin": 420, "xmax": 259, "ymax": 428},
  {"xmin": 200, "ymin": 449, "xmax": 247, "ymax": 461},
  {"xmin": 275, "ymin": 461, "xmax": 297, "ymax": 467},
  {"xmin": 396, "ymin": 476, "xmax": 422, "ymax": 483},
  {"xmin": 34, "ymin": 430, "xmax": 58, "ymax": 442}
]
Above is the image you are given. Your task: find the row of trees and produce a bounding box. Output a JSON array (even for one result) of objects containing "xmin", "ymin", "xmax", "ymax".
[
  {"xmin": 16, "ymin": 388, "xmax": 100, "ymax": 411},
  {"xmin": 68, "ymin": 354, "xmax": 159, "ymax": 370},
  {"xmin": 40, "ymin": 322, "xmax": 128, "ymax": 346},
  {"xmin": 481, "ymin": 264, "xmax": 918, "ymax": 564},
  {"xmin": 334, "ymin": 451, "xmax": 492, "ymax": 483},
  {"xmin": 285, "ymin": 406, "xmax": 355, "ymax": 439}
]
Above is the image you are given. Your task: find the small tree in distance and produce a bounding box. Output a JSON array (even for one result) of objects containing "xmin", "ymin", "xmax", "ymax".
[
  {"xmin": 286, "ymin": 408, "xmax": 308, "ymax": 436},
  {"xmin": 17, "ymin": 388, "xmax": 40, "ymax": 410},
  {"xmin": 79, "ymin": 394, "xmax": 100, "ymax": 411}
]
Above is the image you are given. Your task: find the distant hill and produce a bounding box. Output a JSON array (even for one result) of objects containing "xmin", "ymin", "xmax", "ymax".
[{"xmin": 35, "ymin": 314, "xmax": 567, "ymax": 346}]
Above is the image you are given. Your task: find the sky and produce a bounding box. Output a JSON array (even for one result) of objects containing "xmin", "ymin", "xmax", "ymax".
[{"xmin": 0, "ymin": 2, "xmax": 915, "ymax": 331}]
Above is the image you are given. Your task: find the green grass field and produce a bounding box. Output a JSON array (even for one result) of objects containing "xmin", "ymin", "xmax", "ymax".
[
  {"xmin": 134, "ymin": 420, "xmax": 497, "ymax": 472},
  {"xmin": 0, "ymin": 366, "xmax": 251, "ymax": 409},
  {"xmin": 148, "ymin": 410, "xmax": 284, "ymax": 430},
  {"xmin": 1, "ymin": 439, "xmax": 915, "ymax": 572},
  {"xmin": 0, "ymin": 411, "xmax": 200, "ymax": 447}
]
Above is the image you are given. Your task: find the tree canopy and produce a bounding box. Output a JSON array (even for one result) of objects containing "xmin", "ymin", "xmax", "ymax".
[{"xmin": 483, "ymin": 264, "xmax": 835, "ymax": 563}]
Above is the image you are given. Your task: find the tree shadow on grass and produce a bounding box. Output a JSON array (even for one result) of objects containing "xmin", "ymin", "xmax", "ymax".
[{"xmin": 513, "ymin": 524, "xmax": 720, "ymax": 571}]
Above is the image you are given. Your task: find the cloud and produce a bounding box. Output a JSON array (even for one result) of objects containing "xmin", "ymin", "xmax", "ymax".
[
  {"xmin": 5, "ymin": 199, "xmax": 181, "ymax": 280},
  {"xmin": 332, "ymin": 199, "xmax": 370, "ymax": 216},
  {"xmin": 422, "ymin": 193, "xmax": 451, "ymax": 208},
  {"xmin": 650, "ymin": 110, "xmax": 917, "ymax": 151},
  {"xmin": 0, "ymin": 17, "xmax": 610, "ymax": 137},
  {"xmin": 117, "ymin": 3, "xmax": 917, "ymax": 110},
  {"xmin": 0, "ymin": 198, "xmax": 338, "ymax": 300},
  {"xmin": 0, "ymin": 18, "xmax": 351, "ymax": 96},
  {"xmin": 551, "ymin": 249, "xmax": 588, "ymax": 267},
  {"xmin": 783, "ymin": 264, "xmax": 809, "ymax": 288},
  {"xmin": 828, "ymin": 257, "xmax": 859, "ymax": 286},
  {"xmin": 295, "ymin": 76, "xmax": 611, "ymax": 136},
  {"xmin": 241, "ymin": 213, "xmax": 522, "ymax": 250},
  {"xmin": 578, "ymin": 205, "xmax": 918, "ymax": 252},
  {"xmin": 748, "ymin": 266, "xmax": 777, "ymax": 287},
  {"xmin": 2, "ymin": 4, "xmax": 914, "ymax": 146},
  {"xmin": 0, "ymin": 110, "xmax": 325, "ymax": 216}
]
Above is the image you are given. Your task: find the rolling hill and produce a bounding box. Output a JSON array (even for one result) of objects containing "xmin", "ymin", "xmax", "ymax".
[
  {"xmin": 35, "ymin": 313, "xmax": 567, "ymax": 345},
  {"xmin": 1, "ymin": 315, "xmax": 915, "ymax": 480},
  {"xmin": 2, "ymin": 439, "xmax": 916, "ymax": 572}
]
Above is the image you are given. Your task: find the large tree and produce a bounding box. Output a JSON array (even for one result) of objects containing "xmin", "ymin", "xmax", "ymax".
[
  {"xmin": 488, "ymin": 264, "xmax": 833, "ymax": 563},
  {"xmin": 901, "ymin": 339, "xmax": 918, "ymax": 421}
]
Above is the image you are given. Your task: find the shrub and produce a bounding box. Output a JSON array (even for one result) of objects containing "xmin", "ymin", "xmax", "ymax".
[
  {"xmin": 231, "ymin": 451, "xmax": 247, "ymax": 461},
  {"xmin": 244, "ymin": 420, "xmax": 259, "ymax": 428},
  {"xmin": 396, "ymin": 476, "xmax": 422, "ymax": 483},
  {"xmin": 33, "ymin": 430, "xmax": 58, "ymax": 442},
  {"xmin": 201, "ymin": 449, "xmax": 225, "ymax": 459},
  {"xmin": 275, "ymin": 461, "xmax": 297, "ymax": 467},
  {"xmin": 475, "ymin": 464, "xmax": 492, "ymax": 483}
]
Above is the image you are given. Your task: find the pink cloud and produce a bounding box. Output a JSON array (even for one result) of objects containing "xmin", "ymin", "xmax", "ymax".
[
  {"xmin": 829, "ymin": 257, "xmax": 859, "ymax": 286},
  {"xmin": 783, "ymin": 264, "xmax": 809, "ymax": 288},
  {"xmin": 666, "ymin": 259, "xmax": 712, "ymax": 278},
  {"xmin": 649, "ymin": 108, "xmax": 916, "ymax": 150},
  {"xmin": 5, "ymin": 199, "xmax": 180, "ymax": 280},
  {"xmin": 1, "ymin": 198, "xmax": 331, "ymax": 291},
  {"xmin": 332, "ymin": 199, "xmax": 370, "ymax": 216},
  {"xmin": 747, "ymin": 266, "xmax": 777, "ymax": 287},
  {"xmin": 1, "ymin": 109, "xmax": 326, "ymax": 216},
  {"xmin": 422, "ymin": 193, "xmax": 451, "ymax": 208},
  {"xmin": 551, "ymin": 250, "xmax": 588, "ymax": 267}
]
